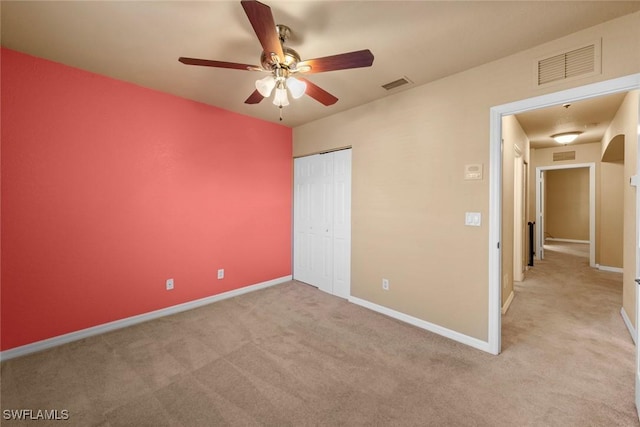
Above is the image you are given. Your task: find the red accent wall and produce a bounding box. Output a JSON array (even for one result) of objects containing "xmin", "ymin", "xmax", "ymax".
[{"xmin": 1, "ymin": 48, "xmax": 292, "ymax": 351}]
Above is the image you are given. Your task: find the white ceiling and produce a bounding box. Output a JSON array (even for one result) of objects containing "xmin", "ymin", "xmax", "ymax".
[{"xmin": 2, "ymin": 1, "xmax": 639, "ymax": 128}]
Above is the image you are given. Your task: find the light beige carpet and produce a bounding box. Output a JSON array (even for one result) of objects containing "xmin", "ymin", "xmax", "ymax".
[
  {"xmin": 1, "ymin": 246, "xmax": 637, "ymax": 426},
  {"xmin": 543, "ymin": 240, "xmax": 590, "ymax": 258}
]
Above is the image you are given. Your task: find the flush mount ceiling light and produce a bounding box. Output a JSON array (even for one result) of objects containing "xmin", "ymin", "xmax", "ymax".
[
  {"xmin": 550, "ymin": 103, "xmax": 582, "ymax": 144},
  {"xmin": 551, "ymin": 131, "xmax": 582, "ymax": 144}
]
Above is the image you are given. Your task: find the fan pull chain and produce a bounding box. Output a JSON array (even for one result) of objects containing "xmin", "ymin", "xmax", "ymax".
[{"xmin": 279, "ymin": 106, "xmax": 283, "ymax": 121}]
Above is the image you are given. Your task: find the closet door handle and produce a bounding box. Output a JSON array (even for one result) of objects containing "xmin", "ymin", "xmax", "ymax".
[{"xmin": 635, "ymin": 278, "xmax": 640, "ymax": 285}]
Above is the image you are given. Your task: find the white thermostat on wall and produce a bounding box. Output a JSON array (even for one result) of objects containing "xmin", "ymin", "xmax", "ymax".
[{"xmin": 464, "ymin": 164, "xmax": 483, "ymax": 180}]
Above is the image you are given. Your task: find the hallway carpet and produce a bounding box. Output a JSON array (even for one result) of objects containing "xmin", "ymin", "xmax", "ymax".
[{"xmin": 1, "ymin": 246, "xmax": 637, "ymax": 426}]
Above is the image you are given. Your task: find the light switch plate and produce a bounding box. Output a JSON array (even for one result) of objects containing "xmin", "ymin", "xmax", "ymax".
[{"xmin": 465, "ymin": 212, "xmax": 481, "ymax": 226}]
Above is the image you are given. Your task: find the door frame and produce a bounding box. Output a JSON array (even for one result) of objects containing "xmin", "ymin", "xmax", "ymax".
[
  {"xmin": 634, "ymin": 90, "xmax": 640, "ymax": 419},
  {"xmin": 513, "ymin": 149, "xmax": 525, "ymax": 282},
  {"xmin": 488, "ymin": 73, "xmax": 640, "ymax": 355},
  {"xmin": 535, "ymin": 163, "xmax": 596, "ymax": 268}
]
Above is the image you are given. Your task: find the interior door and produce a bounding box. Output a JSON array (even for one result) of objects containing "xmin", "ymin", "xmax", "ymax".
[
  {"xmin": 537, "ymin": 169, "xmax": 545, "ymax": 260},
  {"xmin": 514, "ymin": 154, "xmax": 524, "ymax": 281},
  {"xmin": 293, "ymin": 156, "xmax": 315, "ymax": 285},
  {"xmin": 634, "ymin": 97, "xmax": 640, "ymax": 420},
  {"xmin": 635, "ymin": 169, "xmax": 640, "ymax": 419},
  {"xmin": 523, "ymin": 162, "xmax": 529, "ymax": 271},
  {"xmin": 293, "ymin": 150, "xmax": 352, "ymax": 297},
  {"xmin": 294, "ymin": 154, "xmax": 330, "ymax": 289},
  {"xmin": 314, "ymin": 153, "xmax": 335, "ymax": 294},
  {"xmin": 332, "ymin": 149, "xmax": 352, "ymax": 298}
]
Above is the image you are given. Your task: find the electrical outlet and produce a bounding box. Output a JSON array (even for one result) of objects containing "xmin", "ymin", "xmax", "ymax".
[
  {"xmin": 166, "ymin": 278, "xmax": 174, "ymax": 291},
  {"xmin": 382, "ymin": 278, "xmax": 389, "ymax": 291},
  {"xmin": 217, "ymin": 269, "xmax": 224, "ymax": 280}
]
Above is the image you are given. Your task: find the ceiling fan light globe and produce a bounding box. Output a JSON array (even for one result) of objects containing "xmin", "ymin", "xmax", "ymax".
[
  {"xmin": 287, "ymin": 77, "xmax": 306, "ymax": 99},
  {"xmin": 255, "ymin": 75, "xmax": 276, "ymax": 97},
  {"xmin": 273, "ymin": 87, "xmax": 290, "ymax": 107}
]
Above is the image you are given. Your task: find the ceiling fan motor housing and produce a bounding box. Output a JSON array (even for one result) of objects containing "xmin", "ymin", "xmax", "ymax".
[{"xmin": 260, "ymin": 46, "xmax": 301, "ymax": 72}]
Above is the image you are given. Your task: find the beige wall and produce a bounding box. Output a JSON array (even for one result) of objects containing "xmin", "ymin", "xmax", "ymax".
[
  {"xmin": 544, "ymin": 168, "xmax": 590, "ymax": 241},
  {"xmin": 602, "ymin": 90, "xmax": 639, "ymax": 327},
  {"xmin": 599, "ymin": 161, "xmax": 624, "ymax": 268},
  {"xmin": 293, "ymin": 12, "xmax": 640, "ymax": 342}
]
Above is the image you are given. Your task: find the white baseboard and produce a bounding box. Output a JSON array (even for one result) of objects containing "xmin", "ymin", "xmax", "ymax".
[
  {"xmin": 348, "ymin": 296, "xmax": 491, "ymax": 354},
  {"xmin": 501, "ymin": 291, "xmax": 515, "ymax": 315},
  {"xmin": 597, "ymin": 265, "xmax": 623, "ymax": 274},
  {"xmin": 621, "ymin": 307, "xmax": 637, "ymax": 345},
  {"xmin": 0, "ymin": 275, "xmax": 292, "ymax": 361},
  {"xmin": 545, "ymin": 238, "xmax": 589, "ymax": 244}
]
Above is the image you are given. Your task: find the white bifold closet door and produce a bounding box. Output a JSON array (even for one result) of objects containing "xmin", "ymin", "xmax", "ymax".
[{"xmin": 294, "ymin": 149, "xmax": 351, "ymax": 298}]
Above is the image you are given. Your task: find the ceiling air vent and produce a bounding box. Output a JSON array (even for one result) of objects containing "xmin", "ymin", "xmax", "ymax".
[
  {"xmin": 553, "ymin": 151, "xmax": 576, "ymax": 162},
  {"xmin": 382, "ymin": 76, "xmax": 413, "ymax": 91},
  {"xmin": 536, "ymin": 40, "xmax": 600, "ymax": 87}
]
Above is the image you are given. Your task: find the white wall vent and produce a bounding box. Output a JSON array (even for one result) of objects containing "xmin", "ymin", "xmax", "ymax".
[
  {"xmin": 553, "ymin": 151, "xmax": 576, "ymax": 162},
  {"xmin": 535, "ymin": 40, "xmax": 601, "ymax": 87}
]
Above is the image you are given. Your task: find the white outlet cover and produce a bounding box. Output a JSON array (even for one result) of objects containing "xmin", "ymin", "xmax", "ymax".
[
  {"xmin": 217, "ymin": 269, "xmax": 224, "ymax": 279},
  {"xmin": 166, "ymin": 278, "xmax": 174, "ymax": 290}
]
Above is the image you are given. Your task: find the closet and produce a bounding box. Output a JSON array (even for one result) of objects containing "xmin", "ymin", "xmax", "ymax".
[{"xmin": 293, "ymin": 149, "xmax": 351, "ymax": 298}]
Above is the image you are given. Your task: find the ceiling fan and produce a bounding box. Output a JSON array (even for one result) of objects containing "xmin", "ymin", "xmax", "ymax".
[{"xmin": 178, "ymin": 0, "xmax": 374, "ymax": 120}]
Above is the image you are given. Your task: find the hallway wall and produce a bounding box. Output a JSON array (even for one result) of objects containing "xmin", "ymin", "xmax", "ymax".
[
  {"xmin": 545, "ymin": 168, "xmax": 590, "ymax": 241},
  {"xmin": 599, "ymin": 161, "xmax": 624, "ymax": 269},
  {"xmin": 602, "ymin": 90, "xmax": 639, "ymax": 330}
]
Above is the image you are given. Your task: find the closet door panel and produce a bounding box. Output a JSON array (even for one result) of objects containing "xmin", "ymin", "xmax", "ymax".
[
  {"xmin": 293, "ymin": 156, "xmax": 313, "ymax": 285},
  {"xmin": 293, "ymin": 150, "xmax": 351, "ymax": 298},
  {"xmin": 332, "ymin": 149, "xmax": 351, "ymax": 298}
]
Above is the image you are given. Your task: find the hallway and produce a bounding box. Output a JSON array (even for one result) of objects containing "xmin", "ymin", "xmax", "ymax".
[{"xmin": 502, "ymin": 241, "xmax": 637, "ymax": 424}]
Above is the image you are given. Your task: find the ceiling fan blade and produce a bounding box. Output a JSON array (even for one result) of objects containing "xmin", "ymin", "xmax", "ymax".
[
  {"xmin": 241, "ymin": 0, "xmax": 284, "ymax": 63},
  {"xmin": 297, "ymin": 49, "xmax": 374, "ymax": 74},
  {"xmin": 179, "ymin": 57, "xmax": 258, "ymax": 71},
  {"xmin": 245, "ymin": 89, "xmax": 265, "ymax": 104},
  {"xmin": 298, "ymin": 78, "xmax": 338, "ymax": 106}
]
